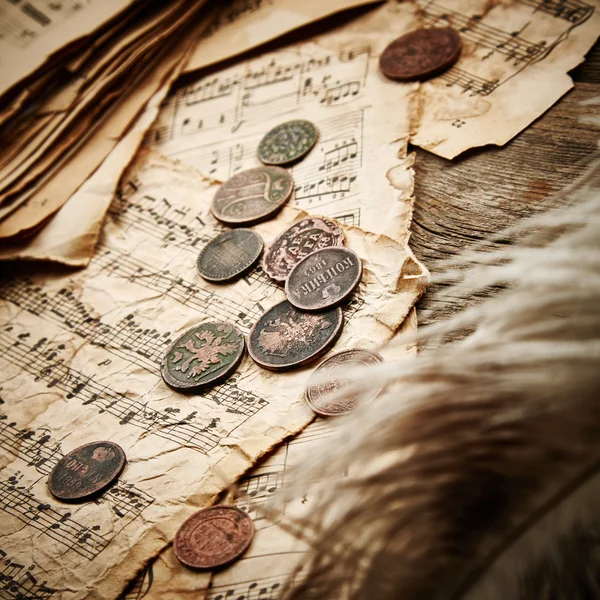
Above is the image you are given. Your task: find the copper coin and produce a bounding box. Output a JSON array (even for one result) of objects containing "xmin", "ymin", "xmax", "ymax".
[
  {"xmin": 285, "ymin": 247, "xmax": 362, "ymax": 311},
  {"xmin": 197, "ymin": 229, "xmax": 263, "ymax": 283},
  {"xmin": 257, "ymin": 119, "xmax": 318, "ymax": 166},
  {"xmin": 161, "ymin": 322, "xmax": 245, "ymax": 391},
  {"xmin": 174, "ymin": 505, "xmax": 254, "ymax": 570},
  {"xmin": 379, "ymin": 27, "xmax": 462, "ymax": 82},
  {"xmin": 306, "ymin": 349, "xmax": 383, "ymax": 417},
  {"xmin": 248, "ymin": 300, "xmax": 343, "ymax": 371},
  {"xmin": 48, "ymin": 441, "xmax": 126, "ymax": 501},
  {"xmin": 211, "ymin": 166, "xmax": 293, "ymax": 226},
  {"xmin": 262, "ymin": 217, "xmax": 345, "ymax": 283}
]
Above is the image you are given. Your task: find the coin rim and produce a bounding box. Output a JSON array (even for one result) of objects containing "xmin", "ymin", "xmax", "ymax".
[
  {"xmin": 284, "ymin": 247, "xmax": 363, "ymax": 311},
  {"xmin": 173, "ymin": 505, "xmax": 254, "ymax": 569},
  {"xmin": 48, "ymin": 441, "xmax": 127, "ymax": 502},
  {"xmin": 161, "ymin": 322, "xmax": 246, "ymax": 391},
  {"xmin": 305, "ymin": 348, "xmax": 384, "ymax": 417},
  {"xmin": 211, "ymin": 166, "xmax": 294, "ymax": 226},
  {"xmin": 257, "ymin": 119, "xmax": 319, "ymax": 166},
  {"xmin": 248, "ymin": 300, "xmax": 344, "ymax": 371},
  {"xmin": 197, "ymin": 229, "xmax": 264, "ymax": 283},
  {"xmin": 262, "ymin": 217, "xmax": 346, "ymax": 283},
  {"xmin": 379, "ymin": 27, "xmax": 462, "ymax": 82}
]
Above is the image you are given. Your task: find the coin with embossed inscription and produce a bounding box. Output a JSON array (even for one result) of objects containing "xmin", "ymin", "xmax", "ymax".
[
  {"xmin": 379, "ymin": 27, "xmax": 462, "ymax": 82},
  {"xmin": 285, "ymin": 247, "xmax": 362, "ymax": 311},
  {"xmin": 211, "ymin": 166, "xmax": 293, "ymax": 226},
  {"xmin": 262, "ymin": 217, "xmax": 345, "ymax": 283},
  {"xmin": 306, "ymin": 349, "xmax": 383, "ymax": 417},
  {"xmin": 197, "ymin": 229, "xmax": 263, "ymax": 283},
  {"xmin": 248, "ymin": 300, "xmax": 343, "ymax": 370},
  {"xmin": 48, "ymin": 441, "xmax": 126, "ymax": 501},
  {"xmin": 257, "ymin": 119, "xmax": 318, "ymax": 166},
  {"xmin": 174, "ymin": 505, "xmax": 254, "ymax": 569},
  {"xmin": 161, "ymin": 322, "xmax": 245, "ymax": 391}
]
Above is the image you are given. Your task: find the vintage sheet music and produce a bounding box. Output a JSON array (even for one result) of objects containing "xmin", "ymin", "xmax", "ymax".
[
  {"xmin": 0, "ymin": 151, "xmax": 425, "ymax": 600},
  {"xmin": 0, "ymin": 0, "xmax": 136, "ymax": 98},
  {"xmin": 147, "ymin": 2, "xmax": 421, "ymax": 241}
]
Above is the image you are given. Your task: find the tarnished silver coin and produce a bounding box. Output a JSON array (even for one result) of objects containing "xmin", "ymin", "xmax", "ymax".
[
  {"xmin": 285, "ymin": 247, "xmax": 362, "ymax": 311},
  {"xmin": 211, "ymin": 166, "xmax": 293, "ymax": 226},
  {"xmin": 248, "ymin": 300, "xmax": 343, "ymax": 371},
  {"xmin": 197, "ymin": 229, "xmax": 263, "ymax": 283},
  {"xmin": 161, "ymin": 322, "xmax": 245, "ymax": 391},
  {"xmin": 257, "ymin": 120, "xmax": 318, "ymax": 166},
  {"xmin": 305, "ymin": 349, "xmax": 383, "ymax": 417},
  {"xmin": 262, "ymin": 217, "xmax": 345, "ymax": 283}
]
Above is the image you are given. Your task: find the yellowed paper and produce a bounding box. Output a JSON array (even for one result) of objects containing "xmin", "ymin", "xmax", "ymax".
[
  {"xmin": 0, "ymin": 0, "xmax": 136, "ymax": 99},
  {"xmin": 0, "ymin": 150, "xmax": 425, "ymax": 600},
  {"xmin": 409, "ymin": 0, "xmax": 600, "ymax": 158},
  {"xmin": 185, "ymin": 0, "xmax": 383, "ymax": 73}
]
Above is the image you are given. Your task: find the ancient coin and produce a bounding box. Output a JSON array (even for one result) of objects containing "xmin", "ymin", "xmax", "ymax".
[
  {"xmin": 248, "ymin": 300, "xmax": 343, "ymax": 370},
  {"xmin": 48, "ymin": 441, "xmax": 126, "ymax": 501},
  {"xmin": 305, "ymin": 349, "xmax": 383, "ymax": 417},
  {"xmin": 285, "ymin": 247, "xmax": 362, "ymax": 311},
  {"xmin": 161, "ymin": 322, "xmax": 245, "ymax": 391},
  {"xmin": 257, "ymin": 119, "xmax": 318, "ymax": 166},
  {"xmin": 262, "ymin": 217, "xmax": 345, "ymax": 283},
  {"xmin": 379, "ymin": 27, "xmax": 462, "ymax": 82},
  {"xmin": 174, "ymin": 505, "xmax": 254, "ymax": 569},
  {"xmin": 197, "ymin": 229, "xmax": 263, "ymax": 283},
  {"xmin": 211, "ymin": 166, "xmax": 293, "ymax": 226}
]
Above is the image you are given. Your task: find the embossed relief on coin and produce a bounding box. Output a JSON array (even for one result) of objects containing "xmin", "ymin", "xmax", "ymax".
[{"xmin": 257, "ymin": 119, "xmax": 318, "ymax": 165}]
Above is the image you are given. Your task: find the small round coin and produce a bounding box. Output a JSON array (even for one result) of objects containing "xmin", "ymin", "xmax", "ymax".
[
  {"xmin": 48, "ymin": 441, "xmax": 126, "ymax": 501},
  {"xmin": 257, "ymin": 119, "xmax": 318, "ymax": 166},
  {"xmin": 197, "ymin": 229, "xmax": 263, "ymax": 283},
  {"xmin": 285, "ymin": 247, "xmax": 362, "ymax": 311},
  {"xmin": 262, "ymin": 217, "xmax": 346, "ymax": 283},
  {"xmin": 379, "ymin": 27, "xmax": 462, "ymax": 82},
  {"xmin": 161, "ymin": 322, "xmax": 245, "ymax": 391},
  {"xmin": 306, "ymin": 349, "xmax": 383, "ymax": 417},
  {"xmin": 248, "ymin": 300, "xmax": 343, "ymax": 371},
  {"xmin": 174, "ymin": 505, "xmax": 254, "ymax": 570},
  {"xmin": 211, "ymin": 166, "xmax": 293, "ymax": 226}
]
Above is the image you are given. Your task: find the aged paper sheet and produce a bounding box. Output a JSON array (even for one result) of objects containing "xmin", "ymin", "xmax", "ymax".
[
  {"xmin": 147, "ymin": 2, "xmax": 420, "ymax": 241},
  {"xmin": 410, "ymin": 0, "xmax": 600, "ymax": 158},
  {"xmin": 0, "ymin": 0, "xmax": 135, "ymax": 98},
  {"xmin": 0, "ymin": 151, "xmax": 425, "ymax": 600},
  {"xmin": 185, "ymin": 0, "xmax": 382, "ymax": 73}
]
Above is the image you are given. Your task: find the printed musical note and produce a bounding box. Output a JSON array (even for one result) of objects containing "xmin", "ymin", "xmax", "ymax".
[{"xmin": 0, "ymin": 549, "xmax": 56, "ymax": 599}]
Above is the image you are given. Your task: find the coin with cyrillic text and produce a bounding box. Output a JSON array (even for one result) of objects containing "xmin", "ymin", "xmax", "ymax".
[
  {"xmin": 306, "ymin": 349, "xmax": 383, "ymax": 417},
  {"xmin": 197, "ymin": 229, "xmax": 263, "ymax": 283},
  {"xmin": 257, "ymin": 120, "xmax": 318, "ymax": 166},
  {"xmin": 161, "ymin": 322, "xmax": 245, "ymax": 391},
  {"xmin": 248, "ymin": 300, "xmax": 343, "ymax": 370},
  {"xmin": 211, "ymin": 166, "xmax": 293, "ymax": 226},
  {"xmin": 48, "ymin": 441, "xmax": 126, "ymax": 501},
  {"xmin": 174, "ymin": 505, "xmax": 254, "ymax": 569},
  {"xmin": 285, "ymin": 247, "xmax": 362, "ymax": 311},
  {"xmin": 379, "ymin": 27, "xmax": 462, "ymax": 81},
  {"xmin": 262, "ymin": 217, "xmax": 345, "ymax": 283}
]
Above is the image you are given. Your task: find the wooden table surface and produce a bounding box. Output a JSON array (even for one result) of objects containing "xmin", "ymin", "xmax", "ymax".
[{"xmin": 411, "ymin": 39, "xmax": 600, "ymax": 325}]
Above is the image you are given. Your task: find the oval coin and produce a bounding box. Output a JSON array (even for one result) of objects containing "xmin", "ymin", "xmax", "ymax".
[
  {"xmin": 263, "ymin": 217, "xmax": 345, "ymax": 283},
  {"xmin": 285, "ymin": 247, "xmax": 362, "ymax": 311},
  {"xmin": 306, "ymin": 349, "xmax": 383, "ymax": 417},
  {"xmin": 248, "ymin": 300, "xmax": 343, "ymax": 370},
  {"xmin": 197, "ymin": 229, "xmax": 263, "ymax": 283},
  {"xmin": 257, "ymin": 119, "xmax": 318, "ymax": 166},
  {"xmin": 174, "ymin": 505, "xmax": 254, "ymax": 569},
  {"xmin": 48, "ymin": 441, "xmax": 126, "ymax": 501},
  {"xmin": 211, "ymin": 166, "xmax": 293, "ymax": 226},
  {"xmin": 379, "ymin": 27, "xmax": 462, "ymax": 82},
  {"xmin": 162, "ymin": 322, "xmax": 245, "ymax": 391}
]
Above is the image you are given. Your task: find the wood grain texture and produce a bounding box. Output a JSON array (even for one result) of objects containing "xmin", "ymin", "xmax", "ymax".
[{"xmin": 412, "ymin": 40, "xmax": 600, "ymax": 325}]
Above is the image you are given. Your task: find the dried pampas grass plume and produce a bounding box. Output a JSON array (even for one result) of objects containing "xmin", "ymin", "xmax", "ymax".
[{"xmin": 273, "ymin": 144, "xmax": 600, "ymax": 600}]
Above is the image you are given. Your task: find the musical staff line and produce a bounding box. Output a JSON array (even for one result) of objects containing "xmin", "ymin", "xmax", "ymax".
[
  {"xmin": 0, "ymin": 549, "xmax": 56, "ymax": 599},
  {"xmin": 520, "ymin": 0, "xmax": 594, "ymax": 23}
]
